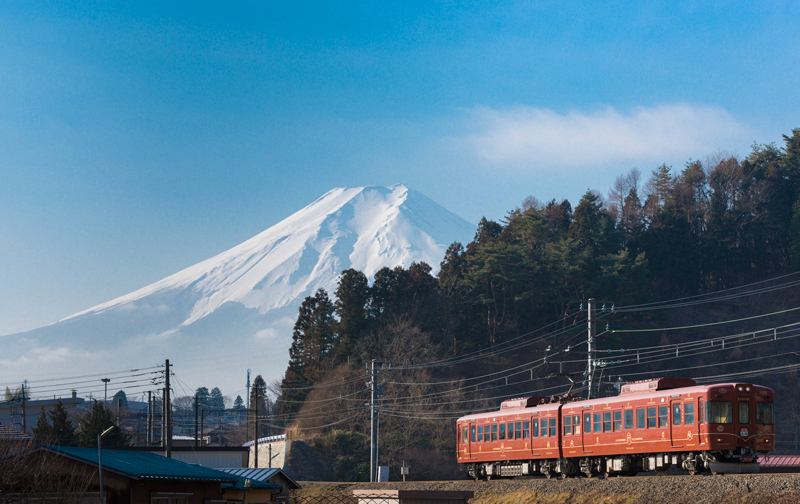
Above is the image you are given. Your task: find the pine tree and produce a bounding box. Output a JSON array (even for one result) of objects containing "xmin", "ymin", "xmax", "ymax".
[
  {"xmin": 78, "ymin": 401, "xmax": 130, "ymax": 448},
  {"xmin": 334, "ymin": 269, "xmax": 369, "ymax": 361},
  {"xmin": 195, "ymin": 387, "xmax": 211, "ymax": 410},
  {"xmin": 49, "ymin": 400, "xmax": 78, "ymax": 446},
  {"xmin": 233, "ymin": 395, "xmax": 244, "ymax": 410},
  {"xmin": 209, "ymin": 387, "xmax": 225, "ymax": 410},
  {"xmin": 32, "ymin": 406, "xmax": 54, "ymax": 444},
  {"xmin": 249, "ymin": 375, "xmax": 268, "ymax": 438}
]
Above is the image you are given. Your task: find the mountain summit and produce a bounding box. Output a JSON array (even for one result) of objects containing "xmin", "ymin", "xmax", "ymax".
[{"xmin": 2, "ymin": 185, "xmax": 474, "ymax": 394}]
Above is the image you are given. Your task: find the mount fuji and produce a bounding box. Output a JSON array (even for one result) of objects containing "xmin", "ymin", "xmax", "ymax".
[{"xmin": 1, "ymin": 185, "xmax": 475, "ymax": 397}]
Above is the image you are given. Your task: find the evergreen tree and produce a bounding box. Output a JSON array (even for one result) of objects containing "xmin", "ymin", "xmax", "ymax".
[
  {"xmin": 49, "ymin": 400, "xmax": 79, "ymax": 446},
  {"xmin": 209, "ymin": 387, "xmax": 225, "ymax": 410},
  {"xmin": 78, "ymin": 401, "xmax": 130, "ymax": 448},
  {"xmin": 334, "ymin": 269, "xmax": 369, "ymax": 361},
  {"xmin": 233, "ymin": 395, "xmax": 245, "ymax": 410},
  {"xmin": 32, "ymin": 406, "xmax": 53, "ymax": 444},
  {"xmin": 249, "ymin": 375, "xmax": 268, "ymax": 438},
  {"xmin": 195, "ymin": 387, "xmax": 211, "ymax": 410}
]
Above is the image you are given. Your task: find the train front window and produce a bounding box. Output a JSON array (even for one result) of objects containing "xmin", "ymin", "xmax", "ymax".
[
  {"xmin": 685, "ymin": 403, "xmax": 695, "ymax": 425},
  {"xmin": 624, "ymin": 410, "xmax": 634, "ymax": 430},
  {"xmin": 738, "ymin": 401, "xmax": 750, "ymax": 424},
  {"xmin": 756, "ymin": 403, "xmax": 774, "ymax": 425},
  {"xmin": 532, "ymin": 419, "xmax": 539, "ymax": 437},
  {"xmin": 593, "ymin": 413, "xmax": 602, "ymax": 433},
  {"xmin": 564, "ymin": 415, "xmax": 572, "ymax": 435},
  {"xmin": 549, "ymin": 418, "xmax": 557, "ymax": 437},
  {"xmin": 707, "ymin": 401, "xmax": 733, "ymax": 424},
  {"xmin": 673, "ymin": 404, "xmax": 681, "ymax": 426},
  {"xmin": 523, "ymin": 421, "xmax": 530, "ymax": 438}
]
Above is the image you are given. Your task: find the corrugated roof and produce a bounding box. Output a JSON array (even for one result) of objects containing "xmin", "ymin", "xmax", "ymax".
[
  {"xmin": 45, "ymin": 446, "xmax": 238, "ymax": 483},
  {"xmin": 220, "ymin": 467, "xmax": 299, "ymax": 489}
]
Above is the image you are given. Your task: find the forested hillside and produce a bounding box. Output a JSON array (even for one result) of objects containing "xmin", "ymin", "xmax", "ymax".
[{"xmin": 272, "ymin": 129, "xmax": 800, "ymax": 481}]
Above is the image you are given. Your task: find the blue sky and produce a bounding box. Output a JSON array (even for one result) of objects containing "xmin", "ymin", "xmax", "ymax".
[{"xmin": 1, "ymin": 1, "xmax": 799, "ymax": 336}]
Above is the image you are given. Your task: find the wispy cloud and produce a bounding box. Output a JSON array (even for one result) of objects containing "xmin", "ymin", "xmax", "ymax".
[{"xmin": 462, "ymin": 104, "xmax": 749, "ymax": 168}]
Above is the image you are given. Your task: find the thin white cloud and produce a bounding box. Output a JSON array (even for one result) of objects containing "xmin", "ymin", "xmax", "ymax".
[{"xmin": 463, "ymin": 104, "xmax": 749, "ymax": 168}]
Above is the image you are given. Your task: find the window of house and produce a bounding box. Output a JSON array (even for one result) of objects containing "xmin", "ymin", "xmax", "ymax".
[
  {"xmin": 658, "ymin": 405, "xmax": 669, "ymax": 427},
  {"xmin": 647, "ymin": 407, "xmax": 657, "ymax": 428},
  {"xmin": 673, "ymin": 404, "xmax": 681, "ymax": 426},
  {"xmin": 685, "ymin": 403, "xmax": 695, "ymax": 425},
  {"xmin": 593, "ymin": 413, "xmax": 602, "ymax": 433},
  {"xmin": 491, "ymin": 424, "xmax": 498, "ymax": 441},
  {"xmin": 532, "ymin": 419, "xmax": 539, "ymax": 438},
  {"xmin": 549, "ymin": 418, "xmax": 557, "ymax": 437},
  {"xmin": 522, "ymin": 421, "xmax": 530, "ymax": 438},
  {"xmin": 603, "ymin": 412, "xmax": 612, "ymax": 432},
  {"xmin": 624, "ymin": 409, "xmax": 634, "ymax": 430},
  {"xmin": 613, "ymin": 411, "xmax": 622, "ymax": 431},
  {"xmin": 477, "ymin": 425, "xmax": 483, "ymax": 442},
  {"xmin": 739, "ymin": 401, "xmax": 750, "ymax": 424},
  {"xmin": 756, "ymin": 403, "xmax": 774, "ymax": 425}
]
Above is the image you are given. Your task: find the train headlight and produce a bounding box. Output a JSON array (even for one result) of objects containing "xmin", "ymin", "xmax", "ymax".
[
  {"xmin": 738, "ymin": 387, "xmax": 743, "ymax": 392},
  {"xmin": 746, "ymin": 387, "xmax": 751, "ymax": 392}
]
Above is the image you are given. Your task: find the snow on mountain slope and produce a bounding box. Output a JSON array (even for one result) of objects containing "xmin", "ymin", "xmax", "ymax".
[{"xmin": 2, "ymin": 185, "xmax": 475, "ymax": 395}]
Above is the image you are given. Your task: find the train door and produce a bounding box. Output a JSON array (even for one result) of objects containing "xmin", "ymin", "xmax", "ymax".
[
  {"xmin": 670, "ymin": 399, "xmax": 683, "ymax": 448},
  {"xmin": 582, "ymin": 409, "xmax": 592, "ymax": 454}
]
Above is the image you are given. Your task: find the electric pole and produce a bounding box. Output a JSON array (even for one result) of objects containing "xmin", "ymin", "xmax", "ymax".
[
  {"xmin": 194, "ymin": 394, "xmax": 199, "ymax": 448},
  {"xmin": 101, "ymin": 378, "xmax": 110, "ymax": 404},
  {"xmin": 164, "ymin": 359, "xmax": 172, "ymax": 458},
  {"xmin": 254, "ymin": 386, "xmax": 259, "ymax": 468},
  {"xmin": 147, "ymin": 391, "xmax": 152, "ymax": 446},
  {"xmin": 20, "ymin": 383, "xmax": 27, "ymax": 434},
  {"xmin": 246, "ymin": 369, "xmax": 251, "ymax": 410},
  {"xmin": 369, "ymin": 359, "xmax": 384, "ymax": 483},
  {"xmin": 587, "ymin": 298, "xmax": 596, "ymax": 399}
]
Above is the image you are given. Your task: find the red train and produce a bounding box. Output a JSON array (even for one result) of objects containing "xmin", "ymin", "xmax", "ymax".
[{"xmin": 457, "ymin": 378, "xmax": 774, "ymax": 478}]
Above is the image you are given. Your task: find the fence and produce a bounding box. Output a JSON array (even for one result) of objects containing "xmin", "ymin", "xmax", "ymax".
[{"xmin": 284, "ymin": 490, "xmax": 473, "ymax": 504}]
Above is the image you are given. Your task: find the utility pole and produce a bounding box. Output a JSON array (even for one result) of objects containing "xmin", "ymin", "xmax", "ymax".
[
  {"xmin": 101, "ymin": 378, "xmax": 110, "ymax": 404},
  {"xmin": 147, "ymin": 391, "xmax": 152, "ymax": 446},
  {"xmin": 164, "ymin": 359, "xmax": 172, "ymax": 458},
  {"xmin": 194, "ymin": 394, "xmax": 199, "ymax": 448},
  {"xmin": 254, "ymin": 388, "xmax": 259, "ymax": 468},
  {"xmin": 20, "ymin": 383, "xmax": 27, "ymax": 434},
  {"xmin": 246, "ymin": 369, "xmax": 251, "ymax": 410},
  {"xmin": 369, "ymin": 359, "xmax": 384, "ymax": 483},
  {"xmin": 587, "ymin": 298, "xmax": 596, "ymax": 399}
]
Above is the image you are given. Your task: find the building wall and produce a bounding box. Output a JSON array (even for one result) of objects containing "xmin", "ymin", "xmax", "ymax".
[
  {"xmin": 171, "ymin": 450, "xmax": 247, "ymax": 469},
  {"xmin": 0, "ymin": 397, "xmax": 84, "ymax": 434},
  {"xmin": 249, "ymin": 440, "xmax": 288, "ymax": 469}
]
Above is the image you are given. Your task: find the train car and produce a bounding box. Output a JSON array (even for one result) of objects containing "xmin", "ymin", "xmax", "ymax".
[{"xmin": 456, "ymin": 378, "xmax": 775, "ymax": 479}]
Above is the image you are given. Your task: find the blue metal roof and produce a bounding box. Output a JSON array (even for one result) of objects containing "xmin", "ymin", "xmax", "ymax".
[
  {"xmin": 220, "ymin": 467, "xmax": 299, "ymax": 489},
  {"xmin": 45, "ymin": 446, "xmax": 238, "ymax": 483}
]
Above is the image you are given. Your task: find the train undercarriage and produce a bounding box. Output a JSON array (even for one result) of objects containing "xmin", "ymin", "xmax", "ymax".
[{"xmin": 467, "ymin": 447, "xmax": 761, "ymax": 480}]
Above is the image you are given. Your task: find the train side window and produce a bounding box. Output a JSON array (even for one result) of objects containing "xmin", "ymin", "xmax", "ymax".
[
  {"xmin": 613, "ymin": 411, "xmax": 622, "ymax": 431},
  {"xmin": 462, "ymin": 427, "xmax": 466, "ymax": 444},
  {"xmin": 624, "ymin": 410, "xmax": 634, "ymax": 430},
  {"xmin": 699, "ymin": 400, "xmax": 705, "ymax": 424},
  {"xmin": 685, "ymin": 403, "xmax": 695, "ymax": 425},
  {"xmin": 549, "ymin": 418, "xmax": 557, "ymax": 437},
  {"xmin": 584, "ymin": 413, "xmax": 591, "ymax": 432},
  {"xmin": 647, "ymin": 407, "xmax": 657, "ymax": 428},
  {"xmin": 574, "ymin": 415, "xmax": 580, "ymax": 426},
  {"xmin": 532, "ymin": 419, "xmax": 539, "ymax": 438},
  {"xmin": 708, "ymin": 402, "xmax": 733, "ymax": 424},
  {"xmin": 541, "ymin": 419, "xmax": 548, "ymax": 437},
  {"xmin": 523, "ymin": 421, "xmax": 530, "ymax": 438},
  {"xmin": 658, "ymin": 405, "xmax": 669, "ymax": 427},
  {"xmin": 471, "ymin": 426, "xmax": 476, "ymax": 443},
  {"xmin": 515, "ymin": 422, "xmax": 522, "ymax": 439},
  {"xmin": 509, "ymin": 422, "xmax": 515, "ymax": 440},
  {"xmin": 499, "ymin": 423, "xmax": 506, "ymax": 440},
  {"xmin": 492, "ymin": 424, "xmax": 498, "ymax": 441},
  {"xmin": 636, "ymin": 408, "xmax": 645, "ymax": 429},
  {"xmin": 603, "ymin": 412, "xmax": 612, "ymax": 432},
  {"xmin": 673, "ymin": 403, "xmax": 681, "ymax": 426},
  {"xmin": 564, "ymin": 415, "xmax": 572, "ymax": 435},
  {"xmin": 739, "ymin": 401, "xmax": 750, "ymax": 424},
  {"xmin": 593, "ymin": 413, "xmax": 602, "ymax": 433},
  {"xmin": 477, "ymin": 425, "xmax": 483, "ymax": 442},
  {"xmin": 756, "ymin": 403, "xmax": 774, "ymax": 425}
]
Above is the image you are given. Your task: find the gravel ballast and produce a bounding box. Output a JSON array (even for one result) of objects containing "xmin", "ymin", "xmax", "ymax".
[{"xmin": 299, "ymin": 474, "xmax": 800, "ymax": 503}]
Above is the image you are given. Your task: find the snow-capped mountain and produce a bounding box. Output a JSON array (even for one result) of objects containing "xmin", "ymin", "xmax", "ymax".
[{"xmin": 1, "ymin": 185, "xmax": 474, "ymax": 396}]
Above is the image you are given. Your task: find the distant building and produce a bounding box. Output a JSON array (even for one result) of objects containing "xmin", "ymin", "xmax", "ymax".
[{"xmin": 0, "ymin": 390, "xmax": 84, "ymax": 435}]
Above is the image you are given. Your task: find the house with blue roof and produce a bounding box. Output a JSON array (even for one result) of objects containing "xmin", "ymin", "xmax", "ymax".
[{"xmin": 3, "ymin": 445, "xmax": 280, "ymax": 504}]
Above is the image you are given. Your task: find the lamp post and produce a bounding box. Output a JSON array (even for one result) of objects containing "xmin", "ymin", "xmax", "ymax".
[{"xmin": 98, "ymin": 425, "xmax": 115, "ymax": 504}]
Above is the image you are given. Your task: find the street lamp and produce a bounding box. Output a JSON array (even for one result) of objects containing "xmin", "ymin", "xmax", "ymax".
[{"xmin": 98, "ymin": 425, "xmax": 115, "ymax": 504}]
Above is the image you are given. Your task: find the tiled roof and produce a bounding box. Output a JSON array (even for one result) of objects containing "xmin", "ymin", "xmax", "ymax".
[{"xmin": 44, "ymin": 446, "xmax": 238, "ymax": 483}]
